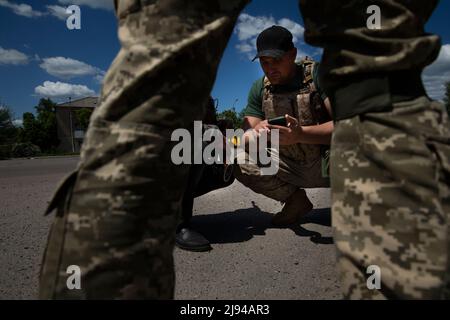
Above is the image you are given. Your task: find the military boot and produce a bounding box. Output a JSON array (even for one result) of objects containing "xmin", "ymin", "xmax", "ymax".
[{"xmin": 271, "ymin": 188, "xmax": 313, "ymax": 226}]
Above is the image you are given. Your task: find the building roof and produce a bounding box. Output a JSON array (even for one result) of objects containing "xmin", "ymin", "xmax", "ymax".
[{"xmin": 57, "ymin": 96, "xmax": 99, "ymax": 108}]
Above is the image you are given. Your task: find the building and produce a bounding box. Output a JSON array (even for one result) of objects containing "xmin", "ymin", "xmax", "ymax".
[{"xmin": 55, "ymin": 96, "xmax": 98, "ymax": 153}]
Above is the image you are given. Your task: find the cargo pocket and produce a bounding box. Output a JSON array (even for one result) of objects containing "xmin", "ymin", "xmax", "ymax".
[
  {"xmin": 40, "ymin": 170, "xmax": 79, "ymax": 299},
  {"xmin": 44, "ymin": 170, "xmax": 78, "ymax": 216}
]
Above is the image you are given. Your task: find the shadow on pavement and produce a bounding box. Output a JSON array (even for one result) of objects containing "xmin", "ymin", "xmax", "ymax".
[{"xmin": 190, "ymin": 202, "xmax": 333, "ymax": 246}]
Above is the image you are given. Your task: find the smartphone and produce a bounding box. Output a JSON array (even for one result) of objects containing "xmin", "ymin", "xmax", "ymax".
[{"xmin": 268, "ymin": 115, "xmax": 287, "ymax": 127}]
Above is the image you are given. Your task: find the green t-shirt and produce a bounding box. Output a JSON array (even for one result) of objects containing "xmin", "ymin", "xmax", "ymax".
[{"xmin": 244, "ymin": 63, "xmax": 327, "ymax": 119}]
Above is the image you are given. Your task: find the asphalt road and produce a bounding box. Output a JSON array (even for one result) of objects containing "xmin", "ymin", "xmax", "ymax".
[{"xmin": 0, "ymin": 157, "xmax": 340, "ymax": 300}]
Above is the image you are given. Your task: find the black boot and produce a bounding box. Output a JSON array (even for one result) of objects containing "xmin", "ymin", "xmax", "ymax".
[{"xmin": 175, "ymin": 225, "xmax": 211, "ymax": 252}]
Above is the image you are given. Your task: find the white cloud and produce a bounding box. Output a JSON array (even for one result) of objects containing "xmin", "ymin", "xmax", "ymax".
[
  {"xmin": 94, "ymin": 72, "xmax": 106, "ymax": 84},
  {"xmin": 57, "ymin": 0, "xmax": 114, "ymax": 11},
  {"xmin": 235, "ymin": 14, "xmax": 276, "ymax": 42},
  {"xmin": 0, "ymin": 0, "xmax": 45, "ymax": 18},
  {"xmin": 0, "ymin": 0, "xmax": 113, "ymax": 21},
  {"xmin": 235, "ymin": 43, "xmax": 253, "ymax": 53},
  {"xmin": 12, "ymin": 119, "xmax": 23, "ymax": 127},
  {"xmin": 46, "ymin": 5, "xmax": 70, "ymax": 21},
  {"xmin": 39, "ymin": 57, "xmax": 105, "ymax": 80},
  {"xmin": 423, "ymin": 44, "xmax": 450, "ymax": 101},
  {"xmin": 35, "ymin": 81, "xmax": 96, "ymax": 100},
  {"xmin": 234, "ymin": 14, "xmax": 306, "ymax": 60},
  {"xmin": 0, "ymin": 47, "xmax": 29, "ymax": 65},
  {"xmin": 277, "ymin": 18, "xmax": 304, "ymax": 43}
]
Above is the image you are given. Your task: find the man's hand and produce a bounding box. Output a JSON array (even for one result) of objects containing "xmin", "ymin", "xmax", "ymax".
[
  {"xmin": 242, "ymin": 119, "xmax": 272, "ymax": 145},
  {"xmin": 254, "ymin": 119, "xmax": 271, "ymax": 132},
  {"xmin": 243, "ymin": 114, "xmax": 333, "ymax": 146},
  {"xmin": 242, "ymin": 126, "xmax": 268, "ymax": 145},
  {"xmin": 267, "ymin": 114, "xmax": 333, "ymax": 145},
  {"xmin": 266, "ymin": 115, "xmax": 301, "ymax": 145}
]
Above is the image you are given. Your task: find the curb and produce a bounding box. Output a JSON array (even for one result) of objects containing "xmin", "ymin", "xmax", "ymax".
[{"xmin": 2, "ymin": 155, "xmax": 80, "ymax": 161}]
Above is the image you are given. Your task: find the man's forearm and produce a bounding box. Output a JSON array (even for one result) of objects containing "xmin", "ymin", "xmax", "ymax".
[{"xmin": 297, "ymin": 121, "xmax": 333, "ymax": 145}]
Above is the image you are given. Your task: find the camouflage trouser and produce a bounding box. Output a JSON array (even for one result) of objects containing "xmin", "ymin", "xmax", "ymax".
[
  {"xmin": 331, "ymin": 97, "xmax": 450, "ymax": 299},
  {"xmin": 39, "ymin": 0, "xmax": 250, "ymax": 299},
  {"xmin": 235, "ymin": 149, "xmax": 329, "ymax": 202},
  {"xmin": 39, "ymin": 0, "xmax": 448, "ymax": 300}
]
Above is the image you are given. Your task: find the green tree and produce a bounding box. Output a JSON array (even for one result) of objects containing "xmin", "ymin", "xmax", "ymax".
[
  {"xmin": 18, "ymin": 98, "xmax": 59, "ymax": 152},
  {"xmin": 74, "ymin": 108, "xmax": 93, "ymax": 130},
  {"xmin": 36, "ymin": 98, "xmax": 59, "ymax": 151},
  {"xmin": 444, "ymin": 81, "xmax": 450, "ymax": 115},
  {"xmin": 217, "ymin": 107, "xmax": 244, "ymax": 129},
  {"xmin": 238, "ymin": 108, "xmax": 246, "ymax": 125},
  {"xmin": 18, "ymin": 112, "xmax": 40, "ymax": 145},
  {"xmin": 0, "ymin": 104, "xmax": 18, "ymax": 145}
]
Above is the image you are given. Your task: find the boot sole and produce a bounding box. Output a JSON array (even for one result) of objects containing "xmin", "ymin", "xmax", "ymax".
[{"xmin": 175, "ymin": 241, "xmax": 212, "ymax": 252}]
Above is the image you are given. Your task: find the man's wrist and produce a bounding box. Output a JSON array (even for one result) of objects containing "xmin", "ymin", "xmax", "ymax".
[{"xmin": 293, "ymin": 126, "xmax": 304, "ymax": 144}]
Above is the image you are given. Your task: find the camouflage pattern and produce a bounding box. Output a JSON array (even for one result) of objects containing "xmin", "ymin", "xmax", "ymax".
[
  {"xmin": 331, "ymin": 97, "xmax": 450, "ymax": 299},
  {"xmin": 39, "ymin": 0, "xmax": 449, "ymax": 300},
  {"xmin": 235, "ymin": 59, "xmax": 330, "ymax": 202},
  {"xmin": 262, "ymin": 59, "xmax": 329, "ymax": 164},
  {"xmin": 297, "ymin": 0, "xmax": 450, "ymax": 299},
  {"xmin": 235, "ymin": 147, "xmax": 329, "ymax": 202},
  {"xmin": 39, "ymin": 0, "xmax": 250, "ymax": 299},
  {"xmin": 298, "ymin": 0, "xmax": 442, "ymax": 102}
]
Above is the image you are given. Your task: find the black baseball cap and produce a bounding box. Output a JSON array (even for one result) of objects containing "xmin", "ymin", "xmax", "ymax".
[{"xmin": 252, "ymin": 25, "xmax": 294, "ymax": 61}]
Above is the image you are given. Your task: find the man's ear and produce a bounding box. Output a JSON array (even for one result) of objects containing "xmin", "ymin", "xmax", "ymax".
[{"xmin": 289, "ymin": 48, "xmax": 297, "ymax": 61}]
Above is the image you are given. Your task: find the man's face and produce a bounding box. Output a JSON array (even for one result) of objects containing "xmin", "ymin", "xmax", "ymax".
[{"xmin": 259, "ymin": 49, "xmax": 297, "ymax": 85}]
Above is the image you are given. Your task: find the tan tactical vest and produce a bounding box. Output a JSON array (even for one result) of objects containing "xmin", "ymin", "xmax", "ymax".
[{"xmin": 262, "ymin": 59, "xmax": 330, "ymax": 165}]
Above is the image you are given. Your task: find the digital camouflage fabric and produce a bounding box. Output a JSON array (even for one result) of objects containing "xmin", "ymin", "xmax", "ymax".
[{"xmin": 40, "ymin": 0, "xmax": 449, "ymax": 299}]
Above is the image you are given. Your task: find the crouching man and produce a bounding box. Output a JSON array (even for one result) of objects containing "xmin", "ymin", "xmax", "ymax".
[{"xmin": 235, "ymin": 25, "xmax": 333, "ymax": 226}]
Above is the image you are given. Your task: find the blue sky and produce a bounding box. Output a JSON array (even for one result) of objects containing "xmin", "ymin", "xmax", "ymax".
[{"xmin": 1, "ymin": 0, "xmax": 449, "ymax": 124}]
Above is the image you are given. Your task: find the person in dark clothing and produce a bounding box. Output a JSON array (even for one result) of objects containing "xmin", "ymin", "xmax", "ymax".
[{"xmin": 176, "ymin": 98, "xmax": 235, "ymax": 251}]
